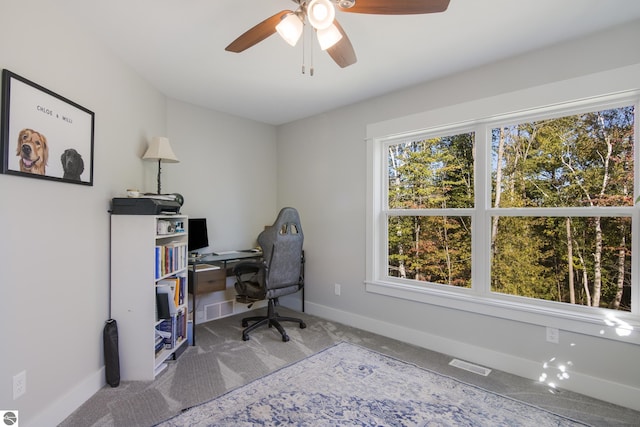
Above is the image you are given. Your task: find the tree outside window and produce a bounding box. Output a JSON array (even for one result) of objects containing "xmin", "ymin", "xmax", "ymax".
[
  {"xmin": 383, "ymin": 105, "xmax": 635, "ymax": 313},
  {"xmin": 387, "ymin": 132, "xmax": 474, "ymax": 287},
  {"xmin": 491, "ymin": 106, "xmax": 634, "ymax": 311}
]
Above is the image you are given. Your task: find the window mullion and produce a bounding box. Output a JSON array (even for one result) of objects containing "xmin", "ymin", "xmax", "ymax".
[{"xmin": 473, "ymin": 123, "xmax": 490, "ymax": 295}]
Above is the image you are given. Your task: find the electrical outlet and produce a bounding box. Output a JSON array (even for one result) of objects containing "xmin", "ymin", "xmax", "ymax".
[
  {"xmin": 334, "ymin": 283, "xmax": 341, "ymax": 296},
  {"xmin": 13, "ymin": 370, "xmax": 26, "ymax": 399},
  {"xmin": 546, "ymin": 327, "xmax": 559, "ymax": 344}
]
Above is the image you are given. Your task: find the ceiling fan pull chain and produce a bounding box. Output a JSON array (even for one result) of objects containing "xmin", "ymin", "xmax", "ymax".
[
  {"xmin": 301, "ymin": 22, "xmax": 307, "ymax": 75},
  {"xmin": 310, "ymin": 28, "xmax": 315, "ymax": 76}
]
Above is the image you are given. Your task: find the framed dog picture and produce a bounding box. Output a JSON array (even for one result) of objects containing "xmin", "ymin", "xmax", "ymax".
[{"xmin": 1, "ymin": 69, "xmax": 94, "ymax": 185}]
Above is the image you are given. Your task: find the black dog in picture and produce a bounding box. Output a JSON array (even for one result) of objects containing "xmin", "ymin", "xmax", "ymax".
[{"xmin": 61, "ymin": 148, "xmax": 84, "ymax": 181}]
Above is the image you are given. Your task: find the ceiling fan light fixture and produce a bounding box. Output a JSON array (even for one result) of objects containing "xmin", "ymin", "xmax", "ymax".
[
  {"xmin": 307, "ymin": 0, "xmax": 336, "ymax": 30},
  {"xmin": 276, "ymin": 13, "xmax": 304, "ymax": 46},
  {"xmin": 317, "ymin": 23, "xmax": 343, "ymax": 50}
]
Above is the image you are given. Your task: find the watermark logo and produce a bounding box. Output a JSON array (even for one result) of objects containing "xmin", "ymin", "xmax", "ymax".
[{"xmin": 1, "ymin": 411, "xmax": 19, "ymax": 426}]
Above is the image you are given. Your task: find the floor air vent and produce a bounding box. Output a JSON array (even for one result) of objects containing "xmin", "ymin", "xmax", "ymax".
[
  {"xmin": 449, "ymin": 359, "xmax": 492, "ymax": 376},
  {"xmin": 204, "ymin": 300, "xmax": 234, "ymax": 322}
]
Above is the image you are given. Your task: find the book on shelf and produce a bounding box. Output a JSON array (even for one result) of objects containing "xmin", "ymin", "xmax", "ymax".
[
  {"xmin": 157, "ymin": 276, "xmax": 186, "ymax": 307},
  {"xmin": 175, "ymin": 312, "xmax": 182, "ymax": 344},
  {"xmin": 155, "ymin": 308, "xmax": 188, "ymax": 351},
  {"xmin": 176, "ymin": 307, "xmax": 187, "ymax": 341},
  {"xmin": 156, "ymin": 318, "xmax": 175, "ymax": 349},
  {"xmin": 156, "ymin": 292, "xmax": 171, "ymax": 319},
  {"xmin": 155, "ymin": 246, "xmax": 161, "ymax": 279},
  {"xmin": 178, "ymin": 275, "xmax": 185, "ymax": 306},
  {"xmin": 156, "ymin": 285, "xmax": 177, "ymax": 316},
  {"xmin": 155, "ymin": 241, "xmax": 188, "ymax": 278},
  {"xmin": 155, "ymin": 333, "xmax": 166, "ymax": 355}
]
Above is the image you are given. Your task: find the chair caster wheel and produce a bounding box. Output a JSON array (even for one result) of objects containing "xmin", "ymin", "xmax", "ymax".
[
  {"xmin": 300, "ymin": 322, "xmax": 307, "ymax": 329},
  {"xmin": 282, "ymin": 335, "xmax": 290, "ymax": 342},
  {"xmin": 242, "ymin": 334, "xmax": 250, "ymax": 341}
]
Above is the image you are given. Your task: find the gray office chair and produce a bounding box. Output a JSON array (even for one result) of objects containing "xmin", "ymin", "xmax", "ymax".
[{"xmin": 234, "ymin": 207, "xmax": 306, "ymax": 342}]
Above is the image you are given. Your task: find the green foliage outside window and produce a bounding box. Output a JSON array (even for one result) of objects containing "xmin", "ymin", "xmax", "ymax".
[
  {"xmin": 387, "ymin": 133, "xmax": 474, "ymax": 286},
  {"xmin": 491, "ymin": 107, "xmax": 634, "ymax": 209},
  {"xmin": 385, "ymin": 105, "xmax": 634, "ymax": 312},
  {"xmin": 491, "ymin": 106, "xmax": 634, "ymax": 311}
]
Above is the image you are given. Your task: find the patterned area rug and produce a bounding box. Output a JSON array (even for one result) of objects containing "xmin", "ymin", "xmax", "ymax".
[{"xmin": 157, "ymin": 342, "xmax": 587, "ymax": 426}]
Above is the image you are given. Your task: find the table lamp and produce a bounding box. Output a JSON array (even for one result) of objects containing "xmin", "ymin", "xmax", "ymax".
[{"xmin": 142, "ymin": 136, "xmax": 179, "ymax": 194}]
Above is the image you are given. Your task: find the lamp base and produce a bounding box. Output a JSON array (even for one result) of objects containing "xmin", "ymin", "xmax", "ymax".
[{"xmin": 156, "ymin": 159, "xmax": 162, "ymax": 195}]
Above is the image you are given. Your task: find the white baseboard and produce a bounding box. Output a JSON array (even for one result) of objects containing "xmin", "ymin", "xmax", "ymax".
[
  {"xmin": 305, "ymin": 301, "xmax": 640, "ymax": 412},
  {"xmin": 28, "ymin": 367, "xmax": 105, "ymax": 427}
]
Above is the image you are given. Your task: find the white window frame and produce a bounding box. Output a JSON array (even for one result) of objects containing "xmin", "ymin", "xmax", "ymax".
[{"xmin": 366, "ymin": 85, "xmax": 640, "ymax": 345}]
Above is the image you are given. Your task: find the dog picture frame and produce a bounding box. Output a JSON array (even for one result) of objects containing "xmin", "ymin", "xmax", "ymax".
[{"xmin": 1, "ymin": 69, "xmax": 95, "ymax": 185}]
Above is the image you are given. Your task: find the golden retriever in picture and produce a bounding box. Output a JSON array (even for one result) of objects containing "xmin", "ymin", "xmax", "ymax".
[{"xmin": 16, "ymin": 128, "xmax": 48, "ymax": 175}]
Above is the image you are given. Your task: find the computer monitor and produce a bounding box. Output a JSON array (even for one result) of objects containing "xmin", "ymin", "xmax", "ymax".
[{"xmin": 188, "ymin": 218, "xmax": 209, "ymax": 254}]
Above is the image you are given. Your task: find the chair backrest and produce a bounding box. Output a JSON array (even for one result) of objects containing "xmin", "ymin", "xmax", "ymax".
[{"xmin": 258, "ymin": 207, "xmax": 303, "ymax": 290}]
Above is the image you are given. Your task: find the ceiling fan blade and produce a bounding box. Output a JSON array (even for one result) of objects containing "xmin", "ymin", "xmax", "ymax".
[
  {"xmin": 225, "ymin": 10, "xmax": 291, "ymax": 53},
  {"xmin": 338, "ymin": 0, "xmax": 450, "ymax": 15},
  {"xmin": 326, "ymin": 20, "xmax": 357, "ymax": 68}
]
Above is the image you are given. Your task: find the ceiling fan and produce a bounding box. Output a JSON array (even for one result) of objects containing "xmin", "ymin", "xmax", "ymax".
[{"xmin": 225, "ymin": 0, "xmax": 450, "ymax": 70}]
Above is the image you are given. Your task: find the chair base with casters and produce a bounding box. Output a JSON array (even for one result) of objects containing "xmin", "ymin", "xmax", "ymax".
[{"xmin": 240, "ymin": 297, "xmax": 306, "ymax": 342}]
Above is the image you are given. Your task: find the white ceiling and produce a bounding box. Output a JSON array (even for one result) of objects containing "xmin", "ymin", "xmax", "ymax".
[{"xmin": 59, "ymin": 0, "xmax": 640, "ymax": 125}]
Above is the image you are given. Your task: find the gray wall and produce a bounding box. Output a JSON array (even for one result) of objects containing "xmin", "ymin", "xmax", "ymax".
[
  {"xmin": 0, "ymin": 2, "xmax": 164, "ymax": 424},
  {"xmin": 165, "ymin": 98, "xmax": 277, "ymax": 250},
  {"xmin": 1, "ymin": 1, "xmax": 639, "ymax": 425},
  {"xmin": 277, "ymin": 20, "xmax": 640, "ymax": 410},
  {"xmin": 0, "ymin": 3, "xmax": 277, "ymax": 426}
]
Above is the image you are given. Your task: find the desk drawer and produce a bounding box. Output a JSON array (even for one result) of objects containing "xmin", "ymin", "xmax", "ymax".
[{"xmin": 191, "ymin": 268, "xmax": 226, "ymax": 294}]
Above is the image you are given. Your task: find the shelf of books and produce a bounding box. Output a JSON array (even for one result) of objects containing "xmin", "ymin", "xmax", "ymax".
[
  {"xmin": 155, "ymin": 239, "xmax": 188, "ymax": 279},
  {"xmin": 111, "ymin": 214, "xmax": 189, "ymax": 381},
  {"xmin": 154, "ymin": 274, "xmax": 188, "ymax": 375}
]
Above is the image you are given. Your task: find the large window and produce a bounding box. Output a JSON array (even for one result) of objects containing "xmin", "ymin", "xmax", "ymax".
[
  {"xmin": 368, "ymin": 93, "xmax": 639, "ymax": 337},
  {"xmin": 387, "ymin": 132, "xmax": 474, "ymax": 287},
  {"xmin": 490, "ymin": 106, "xmax": 635, "ymax": 311}
]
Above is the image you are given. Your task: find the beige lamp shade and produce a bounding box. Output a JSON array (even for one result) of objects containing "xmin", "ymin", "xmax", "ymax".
[
  {"xmin": 142, "ymin": 137, "xmax": 179, "ymax": 163},
  {"xmin": 143, "ymin": 136, "xmax": 179, "ymax": 194}
]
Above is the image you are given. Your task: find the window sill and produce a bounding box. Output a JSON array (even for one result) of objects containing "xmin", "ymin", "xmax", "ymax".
[{"xmin": 365, "ymin": 280, "xmax": 640, "ymax": 345}]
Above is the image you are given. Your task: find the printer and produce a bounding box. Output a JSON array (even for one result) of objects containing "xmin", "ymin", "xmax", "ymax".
[{"xmin": 111, "ymin": 197, "xmax": 181, "ymax": 215}]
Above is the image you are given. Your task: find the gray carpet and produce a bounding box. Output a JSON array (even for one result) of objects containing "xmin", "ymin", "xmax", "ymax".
[{"xmin": 60, "ymin": 308, "xmax": 639, "ymax": 426}]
